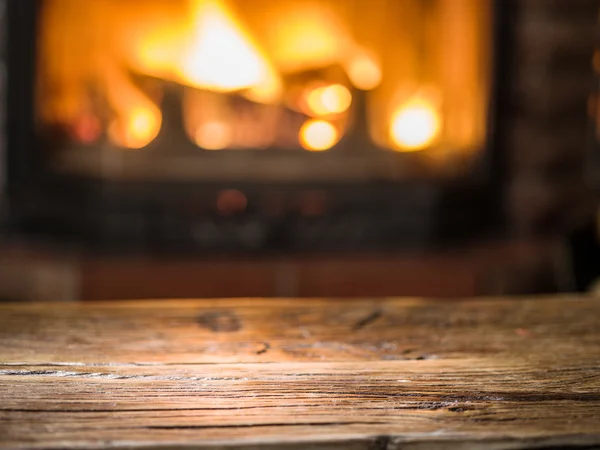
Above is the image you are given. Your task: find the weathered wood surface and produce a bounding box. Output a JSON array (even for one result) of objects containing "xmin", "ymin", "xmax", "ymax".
[{"xmin": 1, "ymin": 296, "xmax": 599, "ymax": 449}]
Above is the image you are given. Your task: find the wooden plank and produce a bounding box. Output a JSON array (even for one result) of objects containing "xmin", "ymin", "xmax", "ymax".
[
  {"xmin": 1, "ymin": 296, "xmax": 600, "ymax": 449},
  {"xmin": 2, "ymin": 296, "xmax": 599, "ymax": 364}
]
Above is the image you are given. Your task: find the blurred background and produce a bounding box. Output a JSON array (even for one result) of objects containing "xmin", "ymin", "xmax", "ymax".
[{"xmin": 0, "ymin": 0, "xmax": 598, "ymax": 302}]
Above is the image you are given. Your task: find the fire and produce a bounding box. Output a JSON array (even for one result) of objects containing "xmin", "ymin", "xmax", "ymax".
[
  {"xmin": 38, "ymin": 0, "xmax": 490, "ymax": 157},
  {"xmin": 299, "ymin": 119, "xmax": 339, "ymax": 151},
  {"xmin": 104, "ymin": 66, "xmax": 162, "ymax": 149},
  {"xmin": 261, "ymin": 3, "xmax": 352, "ymax": 74},
  {"xmin": 389, "ymin": 94, "xmax": 441, "ymax": 151},
  {"xmin": 108, "ymin": 107, "xmax": 162, "ymax": 149},
  {"xmin": 114, "ymin": 0, "xmax": 283, "ymax": 147},
  {"xmin": 179, "ymin": 0, "xmax": 281, "ymax": 101}
]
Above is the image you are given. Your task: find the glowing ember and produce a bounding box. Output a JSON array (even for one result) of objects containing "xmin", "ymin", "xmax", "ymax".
[
  {"xmin": 73, "ymin": 115, "xmax": 102, "ymax": 144},
  {"xmin": 390, "ymin": 97, "xmax": 440, "ymax": 151},
  {"xmin": 299, "ymin": 119, "xmax": 339, "ymax": 151},
  {"xmin": 305, "ymin": 84, "xmax": 352, "ymax": 117},
  {"xmin": 109, "ymin": 106, "xmax": 162, "ymax": 149},
  {"xmin": 103, "ymin": 63, "xmax": 162, "ymax": 149}
]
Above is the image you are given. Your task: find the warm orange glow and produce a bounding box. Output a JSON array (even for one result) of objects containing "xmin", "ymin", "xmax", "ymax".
[
  {"xmin": 179, "ymin": 0, "xmax": 280, "ymax": 100},
  {"xmin": 305, "ymin": 84, "xmax": 352, "ymax": 117},
  {"xmin": 261, "ymin": 4, "xmax": 352, "ymax": 74},
  {"xmin": 390, "ymin": 97, "xmax": 441, "ymax": 151},
  {"xmin": 38, "ymin": 0, "xmax": 491, "ymax": 162},
  {"xmin": 194, "ymin": 120, "xmax": 233, "ymax": 150},
  {"xmin": 346, "ymin": 51, "xmax": 382, "ymax": 91},
  {"xmin": 103, "ymin": 63, "xmax": 163, "ymax": 149},
  {"xmin": 126, "ymin": 0, "xmax": 281, "ymax": 102},
  {"xmin": 108, "ymin": 106, "xmax": 162, "ymax": 149},
  {"xmin": 299, "ymin": 120, "xmax": 339, "ymax": 151}
]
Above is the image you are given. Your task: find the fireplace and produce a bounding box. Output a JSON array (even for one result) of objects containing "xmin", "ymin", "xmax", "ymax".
[{"xmin": 3, "ymin": 0, "xmax": 503, "ymax": 252}]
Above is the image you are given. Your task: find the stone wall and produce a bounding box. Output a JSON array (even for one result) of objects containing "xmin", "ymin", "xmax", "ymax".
[
  {"xmin": 0, "ymin": 0, "xmax": 5, "ymax": 198},
  {"xmin": 504, "ymin": 0, "xmax": 598, "ymax": 235}
]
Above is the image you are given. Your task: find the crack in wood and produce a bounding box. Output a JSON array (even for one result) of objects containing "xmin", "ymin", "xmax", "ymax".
[
  {"xmin": 256, "ymin": 342, "xmax": 271, "ymax": 355},
  {"xmin": 0, "ymin": 370, "xmax": 268, "ymax": 381},
  {"xmin": 352, "ymin": 309, "xmax": 383, "ymax": 331},
  {"xmin": 145, "ymin": 421, "xmax": 385, "ymax": 430},
  {"xmin": 0, "ymin": 402, "xmax": 472, "ymax": 414}
]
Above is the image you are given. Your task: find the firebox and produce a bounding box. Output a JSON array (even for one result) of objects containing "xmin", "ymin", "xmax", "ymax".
[{"xmin": 3, "ymin": 0, "xmax": 503, "ymax": 252}]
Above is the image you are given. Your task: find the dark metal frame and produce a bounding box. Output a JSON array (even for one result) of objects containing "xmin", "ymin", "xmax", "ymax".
[{"xmin": 3, "ymin": 0, "xmax": 510, "ymax": 253}]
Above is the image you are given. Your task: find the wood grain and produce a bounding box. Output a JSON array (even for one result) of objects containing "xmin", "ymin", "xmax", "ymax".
[{"xmin": 1, "ymin": 296, "xmax": 600, "ymax": 449}]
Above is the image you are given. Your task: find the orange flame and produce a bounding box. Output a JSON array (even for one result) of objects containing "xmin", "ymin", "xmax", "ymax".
[
  {"xmin": 104, "ymin": 66, "xmax": 162, "ymax": 149},
  {"xmin": 179, "ymin": 0, "xmax": 281, "ymax": 101}
]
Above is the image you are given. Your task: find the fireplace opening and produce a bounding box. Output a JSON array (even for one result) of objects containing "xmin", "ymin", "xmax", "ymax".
[
  {"xmin": 4, "ymin": 0, "xmax": 502, "ymax": 252},
  {"xmin": 37, "ymin": 0, "xmax": 492, "ymax": 181}
]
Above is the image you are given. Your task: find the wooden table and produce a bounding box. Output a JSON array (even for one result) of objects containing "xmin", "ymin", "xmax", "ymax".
[{"xmin": 1, "ymin": 296, "xmax": 599, "ymax": 449}]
